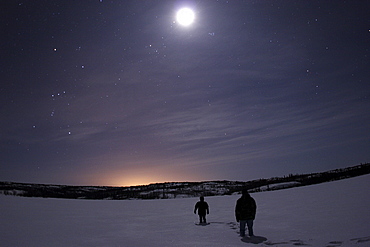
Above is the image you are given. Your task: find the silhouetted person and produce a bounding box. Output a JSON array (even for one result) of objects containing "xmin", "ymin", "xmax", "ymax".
[
  {"xmin": 235, "ymin": 189, "xmax": 256, "ymax": 237},
  {"xmin": 194, "ymin": 196, "xmax": 209, "ymax": 224}
]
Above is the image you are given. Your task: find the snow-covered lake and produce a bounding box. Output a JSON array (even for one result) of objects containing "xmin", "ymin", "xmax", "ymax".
[{"xmin": 1, "ymin": 175, "xmax": 369, "ymax": 246}]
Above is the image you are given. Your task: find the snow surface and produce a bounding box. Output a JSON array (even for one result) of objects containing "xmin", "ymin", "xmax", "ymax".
[{"xmin": 1, "ymin": 175, "xmax": 369, "ymax": 247}]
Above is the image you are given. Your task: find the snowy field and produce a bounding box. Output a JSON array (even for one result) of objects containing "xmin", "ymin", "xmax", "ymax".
[{"xmin": 1, "ymin": 175, "xmax": 370, "ymax": 247}]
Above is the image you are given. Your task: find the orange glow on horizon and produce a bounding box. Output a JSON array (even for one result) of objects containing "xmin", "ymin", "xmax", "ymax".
[
  {"xmin": 92, "ymin": 168, "xmax": 203, "ymax": 187},
  {"xmin": 78, "ymin": 155, "xmax": 205, "ymax": 187},
  {"xmin": 109, "ymin": 173, "xmax": 203, "ymax": 187},
  {"xmin": 113, "ymin": 176, "xmax": 164, "ymax": 187}
]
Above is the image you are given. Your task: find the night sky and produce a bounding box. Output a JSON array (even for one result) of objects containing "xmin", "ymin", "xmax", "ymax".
[{"xmin": 1, "ymin": 1, "xmax": 369, "ymax": 186}]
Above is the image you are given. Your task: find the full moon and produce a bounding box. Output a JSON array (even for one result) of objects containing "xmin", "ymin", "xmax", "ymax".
[{"xmin": 176, "ymin": 8, "xmax": 195, "ymax": 26}]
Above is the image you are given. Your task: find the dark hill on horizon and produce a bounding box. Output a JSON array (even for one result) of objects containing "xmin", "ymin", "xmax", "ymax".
[{"xmin": 1, "ymin": 163, "xmax": 369, "ymax": 200}]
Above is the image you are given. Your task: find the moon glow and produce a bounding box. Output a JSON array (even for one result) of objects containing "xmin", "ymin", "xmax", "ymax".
[{"xmin": 176, "ymin": 8, "xmax": 195, "ymax": 26}]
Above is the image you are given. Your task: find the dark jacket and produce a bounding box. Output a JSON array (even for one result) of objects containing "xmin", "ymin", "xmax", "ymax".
[
  {"xmin": 235, "ymin": 193, "xmax": 256, "ymax": 221},
  {"xmin": 194, "ymin": 201, "xmax": 209, "ymax": 215}
]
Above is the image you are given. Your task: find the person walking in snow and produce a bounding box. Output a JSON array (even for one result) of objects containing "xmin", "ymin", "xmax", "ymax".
[
  {"xmin": 235, "ymin": 189, "xmax": 256, "ymax": 237},
  {"xmin": 194, "ymin": 196, "xmax": 209, "ymax": 224}
]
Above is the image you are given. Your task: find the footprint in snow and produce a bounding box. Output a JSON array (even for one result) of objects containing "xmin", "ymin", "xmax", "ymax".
[
  {"xmin": 289, "ymin": 239, "xmax": 310, "ymax": 246},
  {"xmin": 350, "ymin": 236, "xmax": 370, "ymax": 243},
  {"xmin": 264, "ymin": 239, "xmax": 309, "ymax": 246},
  {"xmin": 325, "ymin": 240, "xmax": 342, "ymax": 247},
  {"xmin": 226, "ymin": 222, "xmax": 238, "ymax": 230}
]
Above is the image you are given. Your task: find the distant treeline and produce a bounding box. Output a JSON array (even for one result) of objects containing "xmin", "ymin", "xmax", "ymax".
[{"xmin": 1, "ymin": 163, "xmax": 369, "ymax": 200}]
